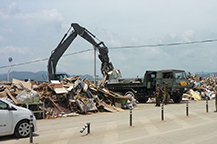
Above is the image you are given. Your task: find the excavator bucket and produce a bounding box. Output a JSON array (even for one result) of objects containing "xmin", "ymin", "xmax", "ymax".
[{"xmin": 107, "ymin": 69, "xmax": 121, "ymax": 80}]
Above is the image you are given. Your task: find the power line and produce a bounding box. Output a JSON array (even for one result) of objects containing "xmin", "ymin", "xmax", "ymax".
[
  {"xmin": 63, "ymin": 49, "xmax": 92, "ymax": 56},
  {"xmin": 0, "ymin": 49, "xmax": 93, "ymax": 69},
  {"xmin": 0, "ymin": 58, "xmax": 48, "ymax": 69},
  {"xmin": 0, "ymin": 38, "xmax": 217, "ymax": 69},
  {"xmin": 109, "ymin": 39, "xmax": 217, "ymax": 49}
]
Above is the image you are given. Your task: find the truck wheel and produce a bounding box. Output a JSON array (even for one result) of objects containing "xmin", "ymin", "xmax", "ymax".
[
  {"xmin": 14, "ymin": 120, "xmax": 30, "ymax": 138},
  {"xmin": 172, "ymin": 95, "xmax": 182, "ymax": 103},
  {"xmin": 138, "ymin": 97, "xmax": 148, "ymax": 103},
  {"xmin": 125, "ymin": 91, "xmax": 135, "ymax": 99}
]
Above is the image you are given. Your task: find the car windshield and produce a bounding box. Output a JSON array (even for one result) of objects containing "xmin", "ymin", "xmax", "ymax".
[
  {"xmin": 174, "ymin": 71, "xmax": 186, "ymax": 79},
  {"xmin": 0, "ymin": 100, "xmax": 9, "ymax": 110}
]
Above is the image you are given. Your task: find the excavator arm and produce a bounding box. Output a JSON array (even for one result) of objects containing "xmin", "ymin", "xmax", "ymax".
[
  {"xmin": 48, "ymin": 27, "xmax": 77, "ymax": 81},
  {"xmin": 48, "ymin": 23, "xmax": 121, "ymax": 82}
]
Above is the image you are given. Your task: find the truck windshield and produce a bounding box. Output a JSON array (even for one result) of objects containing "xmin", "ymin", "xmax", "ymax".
[{"xmin": 174, "ymin": 72, "xmax": 186, "ymax": 79}]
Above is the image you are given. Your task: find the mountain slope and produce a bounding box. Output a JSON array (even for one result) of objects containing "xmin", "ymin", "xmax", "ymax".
[{"xmin": 0, "ymin": 71, "xmax": 93, "ymax": 81}]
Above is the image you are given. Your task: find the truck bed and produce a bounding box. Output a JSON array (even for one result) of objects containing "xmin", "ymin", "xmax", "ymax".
[{"xmin": 106, "ymin": 78, "xmax": 145, "ymax": 90}]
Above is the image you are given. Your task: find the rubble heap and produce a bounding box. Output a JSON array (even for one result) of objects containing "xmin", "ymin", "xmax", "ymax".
[
  {"xmin": 183, "ymin": 73, "xmax": 216, "ymax": 101},
  {"xmin": 0, "ymin": 76, "xmax": 132, "ymax": 119}
]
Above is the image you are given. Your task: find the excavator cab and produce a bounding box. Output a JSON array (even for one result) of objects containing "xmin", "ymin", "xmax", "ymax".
[
  {"xmin": 55, "ymin": 74, "xmax": 69, "ymax": 82},
  {"xmin": 48, "ymin": 73, "xmax": 68, "ymax": 82}
]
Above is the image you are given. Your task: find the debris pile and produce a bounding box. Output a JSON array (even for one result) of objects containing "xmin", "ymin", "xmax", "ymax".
[
  {"xmin": 183, "ymin": 73, "xmax": 216, "ymax": 101},
  {"xmin": 0, "ymin": 76, "xmax": 132, "ymax": 119}
]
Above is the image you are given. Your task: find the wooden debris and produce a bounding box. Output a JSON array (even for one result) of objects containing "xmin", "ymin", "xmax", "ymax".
[
  {"xmin": 49, "ymin": 97, "xmax": 62, "ymax": 112},
  {"xmin": 0, "ymin": 75, "xmax": 129, "ymax": 119},
  {"xmin": 97, "ymin": 101, "xmax": 124, "ymax": 112},
  {"xmin": 76, "ymin": 98, "xmax": 97, "ymax": 113},
  {"xmin": 0, "ymin": 91, "xmax": 7, "ymax": 98},
  {"xmin": 12, "ymin": 78, "xmax": 32, "ymax": 89},
  {"xmin": 4, "ymin": 88, "xmax": 17, "ymax": 104}
]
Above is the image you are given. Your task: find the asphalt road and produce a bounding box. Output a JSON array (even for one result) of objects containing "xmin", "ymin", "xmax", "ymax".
[{"xmin": 1, "ymin": 100, "xmax": 217, "ymax": 144}]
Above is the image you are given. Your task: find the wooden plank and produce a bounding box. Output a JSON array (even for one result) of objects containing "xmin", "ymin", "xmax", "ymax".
[
  {"xmin": 49, "ymin": 97, "xmax": 62, "ymax": 112},
  {"xmin": 0, "ymin": 91, "xmax": 7, "ymax": 98},
  {"xmin": 97, "ymin": 101, "xmax": 123, "ymax": 112},
  {"xmin": 97, "ymin": 74, "xmax": 107, "ymax": 88},
  {"xmin": 12, "ymin": 78, "xmax": 32, "ymax": 89},
  {"xmin": 4, "ymin": 88, "xmax": 18, "ymax": 104}
]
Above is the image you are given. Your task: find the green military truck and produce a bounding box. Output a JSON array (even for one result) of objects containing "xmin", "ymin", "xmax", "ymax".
[{"xmin": 105, "ymin": 69, "xmax": 189, "ymax": 103}]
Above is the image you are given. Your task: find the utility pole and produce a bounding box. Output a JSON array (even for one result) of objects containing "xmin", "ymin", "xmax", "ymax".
[
  {"xmin": 7, "ymin": 57, "xmax": 13, "ymax": 82},
  {"xmin": 94, "ymin": 47, "xmax": 96, "ymax": 86}
]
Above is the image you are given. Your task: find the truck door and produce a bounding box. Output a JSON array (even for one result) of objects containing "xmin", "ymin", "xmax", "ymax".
[
  {"xmin": 0, "ymin": 100, "xmax": 13, "ymax": 135},
  {"xmin": 144, "ymin": 71, "xmax": 156, "ymax": 89}
]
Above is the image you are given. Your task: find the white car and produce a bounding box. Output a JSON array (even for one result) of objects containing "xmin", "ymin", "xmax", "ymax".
[{"xmin": 0, "ymin": 98, "xmax": 37, "ymax": 138}]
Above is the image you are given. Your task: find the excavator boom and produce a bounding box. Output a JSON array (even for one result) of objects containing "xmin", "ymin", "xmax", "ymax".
[{"xmin": 47, "ymin": 23, "xmax": 121, "ymax": 83}]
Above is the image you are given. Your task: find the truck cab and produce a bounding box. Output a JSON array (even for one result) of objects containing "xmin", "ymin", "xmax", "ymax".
[
  {"xmin": 144, "ymin": 69, "xmax": 189, "ymax": 103},
  {"xmin": 155, "ymin": 69, "xmax": 189, "ymax": 103}
]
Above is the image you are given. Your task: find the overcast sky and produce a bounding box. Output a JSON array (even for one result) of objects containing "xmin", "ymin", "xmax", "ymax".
[{"xmin": 1, "ymin": 0, "xmax": 217, "ymax": 79}]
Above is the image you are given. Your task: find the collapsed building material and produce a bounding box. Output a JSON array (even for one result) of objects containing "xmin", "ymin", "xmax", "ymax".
[
  {"xmin": 97, "ymin": 74, "xmax": 108, "ymax": 88},
  {"xmin": 16, "ymin": 88, "xmax": 40, "ymax": 104},
  {"xmin": 48, "ymin": 97, "xmax": 62, "ymax": 112},
  {"xmin": 62, "ymin": 75, "xmax": 81, "ymax": 84},
  {"xmin": 0, "ymin": 74, "xmax": 134, "ymax": 119},
  {"xmin": 97, "ymin": 100, "xmax": 124, "ymax": 112},
  {"xmin": 184, "ymin": 73, "xmax": 217, "ymax": 101},
  {"xmin": 50, "ymin": 80, "xmax": 68, "ymax": 94},
  {"xmin": 74, "ymin": 80, "xmax": 93, "ymax": 98},
  {"xmin": 98, "ymin": 87, "xmax": 132, "ymax": 100},
  {"xmin": 76, "ymin": 98, "xmax": 97, "ymax": 113},
  {"xmin": 12, "ymin": 78, "xmax": 32, "ymax": 89},
  {"xmin": 0, "ymin": 90, "xmax": 7, "ymax": 98},
  {"xmin": 5, "ymin": 88, "xmax": 18, "ymax": 104}
]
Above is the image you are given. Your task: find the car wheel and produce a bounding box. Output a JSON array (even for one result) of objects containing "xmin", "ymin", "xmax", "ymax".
[
  {"xmin": 14, "ymin": 120, "xmax": 30, "ymax": 138},
  {"xmin": 138, "ymin": 97, "xmax": 148, "ymax": 103}
]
